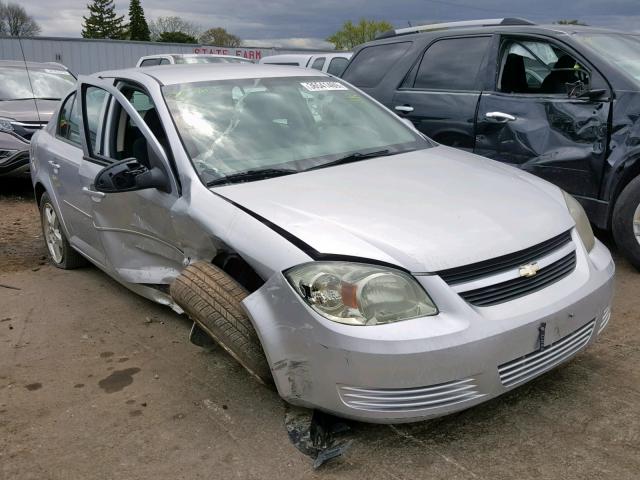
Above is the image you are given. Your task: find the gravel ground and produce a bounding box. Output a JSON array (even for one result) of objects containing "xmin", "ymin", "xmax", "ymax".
[{"xmin": 1, "ymin": 178, "xmax": 639, "ymax": 479}]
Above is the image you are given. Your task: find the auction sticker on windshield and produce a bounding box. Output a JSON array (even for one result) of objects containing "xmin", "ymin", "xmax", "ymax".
[{"xmin": 301, "ymin": 82, "xmax": 348, "ymax": 91}]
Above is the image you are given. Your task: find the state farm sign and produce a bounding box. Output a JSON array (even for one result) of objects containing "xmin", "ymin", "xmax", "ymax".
[{"xmin": 193, "ymin": 46, "xmax": 271, "ymax": 61}]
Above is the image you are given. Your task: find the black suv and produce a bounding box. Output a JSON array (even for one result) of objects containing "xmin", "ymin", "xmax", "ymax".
[{"xmin": 342, "ymin": 18, "xmax": 640, "ymax": 269}]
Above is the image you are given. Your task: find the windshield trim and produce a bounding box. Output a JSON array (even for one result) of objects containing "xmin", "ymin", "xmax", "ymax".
[{"xmin": 160, "ymin": 75, "xmax": 434, "ymax": 188}]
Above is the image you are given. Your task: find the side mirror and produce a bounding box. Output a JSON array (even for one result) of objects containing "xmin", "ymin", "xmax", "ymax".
[{"xmin": 94, "ymin": 158, "xmax": 170, "ymax": 194}]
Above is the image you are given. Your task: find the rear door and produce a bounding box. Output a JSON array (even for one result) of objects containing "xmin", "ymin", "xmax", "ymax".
[
  {"xmin": 392, "ymin": 35, "xmax": 492, "ymax": 150},
  {"xmin": 474, "ymin": 36, "xmax": 611, "ymax": 198},
  {"xmin": 47, "ymin": 90, "xmax": 107, "ymax": 265}
]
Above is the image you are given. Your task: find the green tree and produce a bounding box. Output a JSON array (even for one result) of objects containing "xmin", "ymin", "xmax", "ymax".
[
  {"xmin": 82, "ymin": 0, "xmax": 126, "ymax": 39},
  {"xmin": 127, "ymin": 0, "xmax": 149, "ymax": 41},
  {"xmin": 327, "ymin": 19, "xmax": 393, "ymax": 50},
  {"xmin": 149, "ymin": 16, "xmax": 200, "ymax": 41},
  {"xmin": 199, "ymin": 27, "xmax": 241, "ymax": 47},
  {"xmin": 555, "ymin": 19, "xmax": 588, "ymax": 25},
  {"xmin": 0, "ymin": 2, "xmax": 41, "ymax": 36},
  {"xmin": 158, "ymin": 31, "xmax": 197, "ymax": 44}
]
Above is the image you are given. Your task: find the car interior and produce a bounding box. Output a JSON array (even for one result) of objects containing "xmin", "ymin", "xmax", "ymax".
[{"xmin": 498, "ymin": 40, "xmax": 587, "ymax": 95}]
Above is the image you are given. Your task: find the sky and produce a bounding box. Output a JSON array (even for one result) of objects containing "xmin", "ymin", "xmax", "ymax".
[{"xmin": 22, "ymin": 0, "xmax": 640, "ymax": 49}]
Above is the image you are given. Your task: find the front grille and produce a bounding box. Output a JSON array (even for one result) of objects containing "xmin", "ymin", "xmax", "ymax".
[
  {"xmin": 437, "ymin": 230, "xmax": 572, "ymax": 285},
  {"xmin": 338, "ymin": 377, "xmax": 484, "ymax": 412},
  {"xmin": 459, "ymin": 251, "xmax": 576, "ymax": 307},
  {"xmin": 498, "ymin": 319, "xmax": 595, "ymax": 387}
]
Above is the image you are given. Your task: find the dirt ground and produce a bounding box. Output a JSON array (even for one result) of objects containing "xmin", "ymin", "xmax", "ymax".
[{"xmin": 1, "ymin": 178, "xmax": 639, "ymax": 479}]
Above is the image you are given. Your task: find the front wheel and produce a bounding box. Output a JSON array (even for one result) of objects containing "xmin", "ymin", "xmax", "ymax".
[
  {"xmin": 39, "ymin": 192, "xmax": 87, "ymax": 269},
  {"xmin": 612, "ymin": 176, "xmax": 640, "ymax": 270}
]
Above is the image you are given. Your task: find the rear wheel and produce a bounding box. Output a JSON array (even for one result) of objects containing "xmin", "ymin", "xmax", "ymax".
[
  {"xmin": 39, "ymin": 192, "xmax": 87, "ymax": 269},
  {"xmin": 612, "ymin": 176, "xmax": 640, "ymax": 270},
  {"xmin": 170, "ymin": 262, "xmax": 272, "ymax": 384}
]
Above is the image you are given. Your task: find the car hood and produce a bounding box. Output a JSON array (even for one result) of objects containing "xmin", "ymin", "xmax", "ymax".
[
  {"xmin": 217, "ymin": 146, "xmax": 574, "ymax": 272},
  {"xmin": 0, "ymin": 99, "xmax": 58, "ymax": 122}
]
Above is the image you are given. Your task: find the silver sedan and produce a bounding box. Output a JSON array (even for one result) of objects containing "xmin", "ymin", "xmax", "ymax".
[{"xmin": 30, "ymin": 64, "xmax": 615, "ymax": 423}]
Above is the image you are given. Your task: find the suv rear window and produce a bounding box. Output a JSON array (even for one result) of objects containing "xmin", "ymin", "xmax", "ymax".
[
  {"xmin": 343, "ymin": 42, "xmax": 411, "ymax": 88},
  {"xmin": 412, "ymin": 37, "xmax": 491, "ymax": 91}
]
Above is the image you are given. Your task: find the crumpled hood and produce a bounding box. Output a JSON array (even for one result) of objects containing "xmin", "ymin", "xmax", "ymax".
[
  {"xmin": 0, "ymin": 99, "xmax": 58, "ymax": 122},
  {"xmin": 217, "ymin": 146, "xmax": 574, "ymax": 272}
]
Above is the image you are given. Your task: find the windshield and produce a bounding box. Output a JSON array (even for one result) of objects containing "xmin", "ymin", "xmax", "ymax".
[
  {"xmin": 163, "ymin": 76, "xmax": 430, "ymax": 185},
  {"xmin": 576, "ymin": 33, "xmax": 640, "ymax": 82},
  {"xmin": 176, "ymin": 56, "xmax": 251, "ymax": 64},
  {"xmin": 0, "ymin": 66, "xmax": 75, "ymax": 101}
]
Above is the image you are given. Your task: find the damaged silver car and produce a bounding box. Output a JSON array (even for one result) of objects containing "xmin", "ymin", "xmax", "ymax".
[{"xmin": 31, "ymin": 64, "xmax": 615, "ymax": 423}]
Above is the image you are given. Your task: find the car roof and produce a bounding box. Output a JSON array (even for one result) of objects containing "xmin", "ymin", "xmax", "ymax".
[
  {"xmin": 140, "ymin": 53, "xmax": 248, "ymax": 60},
  {"xmin": 0, "ymin": 60, "xmax": 69, "ymax": 70},
  {"xmin": 95, "ymin": 63, "xmax": 331, "ymax": 85},
  {"xmin": 372, "ymin": 23, "xmax": 633, "ymax": 44}
]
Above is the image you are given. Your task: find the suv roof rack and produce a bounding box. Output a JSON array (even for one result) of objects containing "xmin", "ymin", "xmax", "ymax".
[{"xmin": 376, "ymin": 18, "xmax": 536, "ymax": 39}]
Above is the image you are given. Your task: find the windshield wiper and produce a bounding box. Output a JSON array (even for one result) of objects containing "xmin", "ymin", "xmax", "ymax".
[
  {"xmin": 305, "ymin": 149, "xmax": 391, "ymax": 171},
  {"xmin": 207, "ymin": 167, "xmax": 296, "ymax": 187}
]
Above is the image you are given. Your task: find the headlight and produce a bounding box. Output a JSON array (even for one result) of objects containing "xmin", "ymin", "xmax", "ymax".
[
  {"xmin": 0, "ymin": 117, "xmax": 14, "ymax": 133},
  {"xmin": 562, "ymin": 191, "xmax": 595, "ymax": 252},
  {"xmin": 285, "ymin": 262, "xmax": 438, "ymax": 326}
]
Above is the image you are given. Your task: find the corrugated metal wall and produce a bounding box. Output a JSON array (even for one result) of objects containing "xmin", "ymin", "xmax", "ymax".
[{"xmin": 0, "ymin": 36, "xmax": 332, "ymax": 74}]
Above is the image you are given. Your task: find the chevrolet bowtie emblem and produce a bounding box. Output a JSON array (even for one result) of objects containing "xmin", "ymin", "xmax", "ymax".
[{"xmin": 519, "ymin": 262, "xmax": 540, "ymax": 278}]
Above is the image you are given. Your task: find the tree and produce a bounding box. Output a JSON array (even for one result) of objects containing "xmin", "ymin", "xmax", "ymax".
[
  {"xmin": 82, "ymin": 0, "xmax": 126, "ymax": 39},
  {"xmin": 158, "ymin": 31, "xmax": 197, "ymax": 44},
  {"xmin": 199, "ymin": 27, "xmax": 241, "ymax": 47},
  {"xmin": 0, "ymin": 2, "xmax": 41, "ymax": 36},
  {"xmin": 149, "ymin": 16, "xmax": 200, "ymax": 41},
  {"xmin": 327, "ymin": 19, "xmax": 393, "ymax": 50},
  {"xmin": 127, "ymin": 0, "xmax": 149, "ymax": 41},
  {"xmin": 555, "ymin": 19, "xmax": 588, "ymax": 26}
]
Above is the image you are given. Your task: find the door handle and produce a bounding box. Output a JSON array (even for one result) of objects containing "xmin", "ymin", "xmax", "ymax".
[
  {"xmin": 48, "ymin": 160, "xmax": 61, "ymax": 169},
  {"xmin": 82, "ymin": 187, "xmax": 106, "ymax": 198},
  {"xmin": 485, "ymin": 111, "xmax": 517, "ymax": 123},
  {"xmin": 395, "ymin": 105, "xmax": 414, "ymax": 113}
]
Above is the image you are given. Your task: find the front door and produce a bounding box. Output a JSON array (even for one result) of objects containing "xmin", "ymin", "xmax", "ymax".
[
  {"xmin": 78, "ymin": 78, "xmax": 184, "ymax": 285},
  {"xmin": 392, "ymin": 35, "xmax": 492, "ymax": 151},
  {"xmin": 475, "ymin": 36, "xmax": 611, "ymax": 199}
]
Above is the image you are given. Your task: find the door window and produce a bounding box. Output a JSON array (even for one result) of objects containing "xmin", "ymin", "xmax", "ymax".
[
  {"xmin": 342, "ymin": 42, "xmax": 412, "ymax": 88},
  {"xmin": 411, "ymin": 37, "xmax": 491, "ymax": 91},
  {"xmin": 311, "ymin": 57, "xmax": 326, "ymax": 70},
  {"xmin": 139, "ymin": 58, "xmax": 161, "ymax": 67},
  {"xmin": 82, "ymin": 86, "xmax": 110, "ymax": 158},
  {"xmin": 498, "ymin": 40, "xmax": 589, "ymax": 94},
  {"xmin": 159, "ymin": 58, "xmax": 171, "ymax": 65},
  {"xmin": 327, "ymin": 57, "xmax": 349, "ymax": 76},
  {"xmin": 57, "ymin": 93, "xmax": 82, "ymax": 146}
]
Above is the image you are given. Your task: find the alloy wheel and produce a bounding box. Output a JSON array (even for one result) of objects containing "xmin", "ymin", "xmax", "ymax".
[{"xmin": 43, "ymin": 203, "xmax": 64, "ymax": 264}]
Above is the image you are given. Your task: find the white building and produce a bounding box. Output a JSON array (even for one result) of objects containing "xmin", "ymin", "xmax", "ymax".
[{"xmin": 0, "ymin": 36, "xmax": 335, "ymax": 74}]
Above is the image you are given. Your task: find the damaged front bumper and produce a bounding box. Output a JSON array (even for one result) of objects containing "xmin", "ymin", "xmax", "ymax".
[
  {"xmin": 0, "ymin": 132, "xmax": 30, "ymax": 177},
  {"xmin": 242, "ymin": 238, "xmax": 615, "ymax": 423}
]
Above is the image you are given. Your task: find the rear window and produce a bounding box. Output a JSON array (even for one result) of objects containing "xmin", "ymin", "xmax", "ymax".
[
  {"xmin": 327, "ymin": 57, "xmax": 349, "ymax": 76},
  {"xmin": 342, "ymin": 42, "xmax": 411, "ymax": 88}
]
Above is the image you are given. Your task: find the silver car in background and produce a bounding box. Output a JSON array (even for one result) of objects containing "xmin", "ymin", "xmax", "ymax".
[
  {"xmin": 30, "ymin": 64, "xmax": 614, "ymax": 423},
  {"xmin": 0, "ymin": 61, "xmax": 75, "ymax": 177}
]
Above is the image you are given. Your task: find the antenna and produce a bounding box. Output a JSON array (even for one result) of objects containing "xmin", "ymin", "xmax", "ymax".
[{"xmin": 17, "ymin": 35, "xmax": 42, "ymax": 124}]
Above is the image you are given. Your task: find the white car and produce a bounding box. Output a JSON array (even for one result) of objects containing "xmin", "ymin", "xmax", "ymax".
[
  {"xmin": 260, "ymin": 53, "xmax": 352, "ymax": 76},
  {"xmin": 136, "ymin": 53, "xmax": 252, "ymax": 67}
]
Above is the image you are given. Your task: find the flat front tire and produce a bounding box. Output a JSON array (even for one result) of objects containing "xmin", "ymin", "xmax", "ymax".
[
  {"xmin": 39, "ymin": 192, "xmax": 86, "ymax": 269},
  {"xmin": 170, "ymin": 262, "xmax": 272, "ymax": 384},
  {"xmin": 612, "ymin": 176, "xmax": 640, "ymax": 270}
]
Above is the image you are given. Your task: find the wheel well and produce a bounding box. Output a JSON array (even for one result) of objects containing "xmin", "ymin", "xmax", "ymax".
[
  {"xmin": 34, "ymin": 182, "xmax": 46, "ymax": 206},
  {"xmin": 610, "ymin": 161, "xmax": 640, "ymax": 217},
  {"xmin": 212, "ymin": 252, "xmax": 264, "ymax": 293}
]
